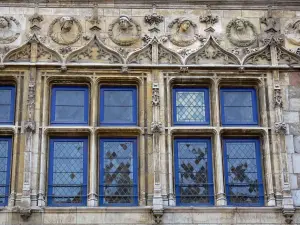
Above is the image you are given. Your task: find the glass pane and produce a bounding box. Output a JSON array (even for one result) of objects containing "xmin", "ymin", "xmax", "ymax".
[
  {"xmin": 102, "ymin": 140, "xmax": 135, "ymax": 204},
  {"xmin": 54, "ymin": 142, "xmax": 83, "ymax": 158},
  {"xmin": 55, "ymin": 106, "xmax": 85, "ymax": 122},
  {"xmin": 0, "ymin": 141, "xmax": 8, "ymax": 157},
  {"xmin": 223, "ymin": 91, "xmax": 252, "ymax": 106},
  {"xmin": 224, "ymin": 106, "xmax": 253, "ymax": 123},
  {"xmin": 0, "ymin": 187, "xmax": 5, "ymax": 196},
  {"xmin": 0, "ymin": 105, "xmax": 11, "ymax": 121},
  {"xmin": 104, "ymin": 90, "xmax": 133, "ymax": 106},
  {"xmin": 52, "ymin": 186, "xmax": 83, "ymax": 204},
  {"xmin": 0, "ymin": 172, "xmax": 7, "ymax": 185},
  {"xmin": 0, "ymin": 158, "xmax": 7, "ymax": 171},
  {"xmin": 0, "ymin": 90, "xmax": 11, "ymax": 104},
  {"xmin": 103, "ymin": 106, "xmax": 133, "ymax": 123},
  {"xmin": 176, "ymin": 106, "xmax": 205, "ymax": 123},
  {"xmin": 55, "ymin": 90, "xmax": 85, "ymax": 106},
  {"xmin": 176, "ymin": 92, "xmax": 205, "ymax": 106}
]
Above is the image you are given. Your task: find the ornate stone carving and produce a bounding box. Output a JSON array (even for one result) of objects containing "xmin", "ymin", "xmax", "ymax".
[
  {"xmin": 59, "ymin": 46, "xmax": 72, "ymax": 55},
  {"xmin": 0, "ymin": 16, "xmax": 20, "ymax": 44},
  {"xmin": 282, "ymin": 208, "xmax": 295, "ymax": 224},
  {"xmin": 29, "ymin": 4, "xmax": 44, "ymax": 33},
  {"xmin": 117, "ymin": 47, "xmax": 130, "ymax": 58},
  {"xmin": 177, "ymin": 48, "xmax": 193, "ymax": 58},
  {"xmin": 199, "ymin": 6, "xmax": 218, "ymax": 33},
  {"xmin": 158, "ymin": 45, "xmax": 182, "ymax": 64},
  {"xmin": 144, "ymin": 4, "xmax": 164, "ymax": 33},
  {"xmin": 226, "ymin": 18, "xmax": 257, "ymax": 47},
  {"xmin": 152, "ymin": 83, "xmax": 160, "ymax": 106},
  {"xmin": 186, "ymin": 36, "xmax": 240, "ymax": 65},
  {"xmin": 87, "ymin": 3, "xmax": 101, "ymax": 32},
  {"xmin": 48, "ymin": 16, "xmax": 82, "ymax": 45},
  {"xmin": 67, "ymin": 36, "xmax": 123, "ymax": 64},
  {"xmin": 275, "ymin": 122, "xmax": 287, "ymax": 134},
  {"xmin": 180, "ymin": 66, "xmax": 189, "ymax": 73},
  {"xmin": 108, "ymin": 15, "xmax": 141, "ymax": 46},
  {"xmin": 168, "ymin": 18, "xmax": 198, "ymax": 47},
  {"xmin": 152, "ymin": 209, "xmax": 164, "ymax": 224},
  {"xmin": 243, "ymin": 45, "xmax": 271, "ymax": 65},
  {"xmin": 285, "ymin": 19, "xmax": 300, "ymax": 46},
  {"xmin": 24, "ymin": 121, "xmax": 36, "ymax": 133},
  {"xmin": 4, "ymin": 44, "xmax": 31, "ymax": 62},
  {"xmin": 274, "ymin": 87, "xmax": 283, "ymax": 108},
  {"xmin": 127, "ymin": 45, "xmax": 152, "ymax": 64},
  {"xmin": 37, "ymin": 44, "xmax": 61, "ymax": 62},
  {"xmin": 260, "ymin": 6, "xmax": 279, "ymax": 34},
  {"xmin": 277, "ymin": 46, "xmax": 300, "ymax": 65},
  {"xmin": 151, "ymin": 122, "xmax": 163, "ymax": 133}
]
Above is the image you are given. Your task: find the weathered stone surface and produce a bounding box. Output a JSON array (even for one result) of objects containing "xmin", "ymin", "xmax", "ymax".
[
  {"xmin": 286, "ymin": 135, "xmax": 295, "ymax": 153},
  {"xmin": 284, "ymin": 111, "xmax": 300, "ymax": 123},
  {"xmin": 295, "ymin": 136, "xmax": 300, "ymax": 153},
  {"xmin": 289, "ymin": 86, "xmax": 300, "ymax": 98}
]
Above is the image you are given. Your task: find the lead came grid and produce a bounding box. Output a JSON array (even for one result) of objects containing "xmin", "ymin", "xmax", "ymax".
[
  {"xmin": 100, "ymin": 139, "xmax": 137, "ymax": 205},
  {"xmin": 0, "ymin": 139, "xmax": 11, "ymax": 206}
]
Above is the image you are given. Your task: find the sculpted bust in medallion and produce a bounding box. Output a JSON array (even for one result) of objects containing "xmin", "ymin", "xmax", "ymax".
[
  {"xmin": 0, "ymin": 17, "xmax": 17, "ymax": 43},
  {"xmin": 285, "ymin": 19, "xmax": 300, "ymax": 46}
]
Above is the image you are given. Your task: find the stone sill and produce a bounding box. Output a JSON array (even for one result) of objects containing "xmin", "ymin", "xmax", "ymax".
[{"xmin": 164, "ymin": 206, "xmax": 282, "ymax": 213}]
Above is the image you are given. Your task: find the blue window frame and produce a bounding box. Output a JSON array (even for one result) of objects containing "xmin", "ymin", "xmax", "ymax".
[
  {"xmin": 48, "ymin": 138, "xmax": 88, "ymax": 206},
  {"xmin": 0, "ymin": 137, "xmax": 12, "ymax": 206},
  {"xmin": 174, "ymin": 138, "xmax": 214, "ymax": 206},
  {"xmin": 0, "ymin": 86, "xmax": 15, "ymax": 125},
  {"xmin": 220, "ymin": 88, "xmax": 258, "ymax": 126},
  {"xmin": 223, "ymin": 138, "xmax": 264, "ymax": 206},
  {"xmin": 99, "ymin": 138, "xmax": 138, "ymax": 206},
  {"xmin": 172, "ymin": 88, "xmax": 210, "ymax": 125},
  {"xmin": 100, "ymin": 86, "xmax": 137, "ymax": 126},
  {"xmin": 50, "ymin": 86, "xmax": 89, "ymax": 125}
]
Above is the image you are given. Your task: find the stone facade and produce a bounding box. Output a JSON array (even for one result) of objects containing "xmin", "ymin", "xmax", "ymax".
[{"xmin": 0, "ymin": 1, "xmax": 299, "ymax": 224}]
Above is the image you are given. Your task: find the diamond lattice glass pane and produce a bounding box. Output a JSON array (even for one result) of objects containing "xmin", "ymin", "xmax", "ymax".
[
  {"xmin": 224, "ymin": 92, "xmax": 252, "ymax": 106},
  {"xmin": 102, "ymin": 140, "xmax": 135, "ymax": 204},
  {"xmin": 225, "ymin": 141, "xmax": 261, "ymax": 205},
  {"xmin": 176, "ymin": 91, "xmax": 206, "ymax": 123},
  {"xmin": 103, "ymin": 106, "xmax": 133, "ymax": 123},
  {"xmin": 55, "ymin": 90, "xmax": 85, "ymax": 106},
  {"xmin": 224, "ymin": 106, "xmax": 253, "ymax": 123},
  {"xmin": 104, "ymin": 90, "xmax": 133, "ymax": 106},
  {"xmin": 176, "ymin": 141, "xmax": 211, "ymax": 204},
  {"xmin": 51, "ymin": 141, "xmax": 85, "ymax": 205}
]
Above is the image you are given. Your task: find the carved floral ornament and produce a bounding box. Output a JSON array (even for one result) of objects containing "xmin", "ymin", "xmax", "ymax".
[
  {"xmin": 48, "ymin": 16, "xmax": 82, "ymax": 45},
  {"xmin": 168, "ymin": 18, "xmax": 198, "ymax": 47},
  {"xmin": 108, "ymin": 15, "xmax": 141, "ymax": 46},
  {"xmin": 0, "ymin": 16, "xmax": 20, "ymax": 44},
  {"xmin": 285, "ymin": 19, "xmax": 300, "ymax": 46},
  {"xmin": 226, "ymin": 18, "xmax": 258, "ymax": 47}
]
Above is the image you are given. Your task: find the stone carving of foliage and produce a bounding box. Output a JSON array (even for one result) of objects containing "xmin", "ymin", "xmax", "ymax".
[
  {"xmin": 226, "ymin": 18, "xmax": 257, "ymax": 47},
  {"xmin": 0, "ymin": 16, "xmax": 21, "ymax": 44},
  {"xmin": 48, "ymin": 16, "xmax": 82, "ymax": 45},
  {"xmin": 67, "ymin": 36, "xmax": 123, "ymax": 64},
  {"xmin": 4, "ymin": 44, "xmax": 31, "ymax": 62},
  {"xmin": 243, "ymin": 45, "xmax": 271, "ymax": 65},
  {"xmin": 186, "ymin": 36, "xmax": 240, "ymax": 65},
  {"xmin": 37, "ymin": 43, "xmax": 61, "ymax": 62},
  {"xmin": 158, "ymin": 45, "xmax": 182, "ymax": 64},
  {"xmin": 277, "ymin": 46, "xmax": 300, "ymax": 65},
  {"xmin": 127, "ymin": 45, "xmax": 152, "ymax": 64}
]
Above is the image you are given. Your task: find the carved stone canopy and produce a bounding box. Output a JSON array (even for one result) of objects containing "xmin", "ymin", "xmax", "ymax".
[
  {"xmin": 108, "ymin": 15, "xmax": 141, "ymax": 46},
  {"xmin": 48, "ymin": 16, "xmax": 82, "ymax": 45},
  {"xmin": 168, "ymin": 18, "xmax": 198, "ymax": 47},
  {"xmin": 0, "ymin": 16, "xmax": 20, "ymax": 44},
  {"xmin": 226, "ymin": 18, "xmax": 258, "ymax": 47}
]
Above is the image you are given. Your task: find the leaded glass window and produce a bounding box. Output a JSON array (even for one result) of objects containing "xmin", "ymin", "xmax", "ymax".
[
  {"xmin": 99, "ymin": 138, "xmax": 138, "ymax": 206},
  {"xmin": 173, "ymin": 88, "xmax": 210, "ymax": 125},
  {"xmin": 0, "ymin": 86, "xmax": 15, "ymax": 124},
  {"xmin": 223, "ymin": 139, "xmax": 264, "ymax": 206},
  {"xmin": 50, "ymin": 86, "xmax": 89, "ymax": 125},
  {"xmin": 0, "ymin": 137, "xmax": 12, "ymax": 206},
  {"xmin": 100, "ymin": 87, "xmax": 137, "ymax": 126},
  {"xmin": 48, "ymin": 138, "xmax": 88, "ymax": 206},
  {"xmin": 220, "ymin": 88, "xmax": 258, "ymax": 125},
  {"xmin": 174, "ymin": 138, "xmax": 214, "ymax": 206}
]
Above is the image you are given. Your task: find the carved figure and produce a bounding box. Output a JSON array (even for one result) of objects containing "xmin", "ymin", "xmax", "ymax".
[
  {"xmin": 285, "ymin": 19, "xmax": 300, "ymax": 46},
  {"xmin": 0, "ymin": 16, "xmax": 20, "ymax": 44},
  {"xmin": 226, "ymin": 18, "xmax": 257, "ymax": 47},
  {"xmin": 108, "ymin": 15, "xmax": 141, "ymax": 46},
  {"xmin": 168, "ymin": 18, "xmax": 198, "ymax": 47},
  {"xmin": 49, "ymin": 16, "xmax": 82, "ymax": 45}
]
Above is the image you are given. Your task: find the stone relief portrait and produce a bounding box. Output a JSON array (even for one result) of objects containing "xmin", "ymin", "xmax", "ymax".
[
  {"xmin": 285, "ymin": 19, "xmax": 300, "ymax": 46},
  {"xmin": 168, "ymin": 18, "xmax": 198, "ymax": 47},
  {"xmin": 226, "ymin": 18, "xmax": 257, "ymax": 47},
  {"xmin": 108, "ymin": 15, "xmax": 141, "ymax": 46},
  {"xmin": 0, "ymin": 16, "xmax": 20, "ymax": 44},
  {"xmin": 48, "ymin": 16, "xmax": 82, "ymax": 45}
]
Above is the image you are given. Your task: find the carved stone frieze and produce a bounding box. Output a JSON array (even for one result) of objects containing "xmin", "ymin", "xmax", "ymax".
[
  {"xmin": 277, "ymin": 46, "xmax": 300, "ymax": 65},
  {"xmin": 4, "ymin": 43, "xmax": 31, "ymax": 62},
  {"xmin": 127, "ymin": 45, "xmax": 152, "ymax": 64},
  {"xmin": 226, "ymin": 18, "xmax": 258, "ymax": 47},
  {"xmin": 37, "ymin": 43, "xmax": 61, "ymax": 62},
  {"xmin": 0, "ymin": 16, "xmax": 20, "ymax": 44},
  {"xmin": 285, "ymin": 19, "xmax": 300, "ymax": 46},
  {"xmin": 67, "ymin": 36, "xmax": 123, "ymax": 64},
  {"xmin": 186, "ymin": 36, "xmax": 240, "ymax": 65},
  {"xmin": 243, "ymin": 45, "xmax": 271, "ymax": 65},
  {"xmin": 108, "ymin": 15, "xmax": 141, "ymax": 46},
  {"xmin": 168, "ymin": 18, "xmax": 198, "ymax": 47},
  {"xmin": 158, "ymin": 45, "xmax": 182, "ymax": 64},
  {"xmin": 48, "ymin": 16, "xmax": 82, "ymax": 45}
]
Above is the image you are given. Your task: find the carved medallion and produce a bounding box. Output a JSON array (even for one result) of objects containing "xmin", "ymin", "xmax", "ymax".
[
  {"xmin": 168, "ymin": 18, "xmax": 198, "ymax": 47},
  {"xmin": 285, "ymin": 19, "xmax": 300, "ymax": 46},
  {"xmin": 108, "ymin": 15, "xmax": 141, "ymax": 46},
  {"xmin": 0, "ymin": 16, "xmax": 20, "ymax": 44},
  {"xmin": 48, "ymin": 16, "xmax": 82, "ymax": 45},
  {"xmin": 226, "ymin": 18, "xmax": 257, "ymax": 47}
]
